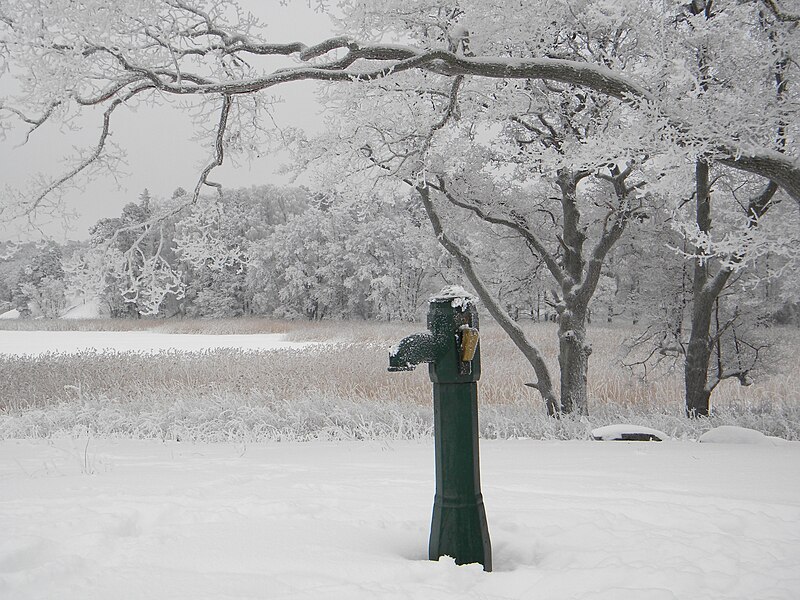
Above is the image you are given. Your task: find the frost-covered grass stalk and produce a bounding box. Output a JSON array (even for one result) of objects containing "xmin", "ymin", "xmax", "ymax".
[{"xmin": 1, "ymin": 320, "xmax": 798, "ymax": 441}]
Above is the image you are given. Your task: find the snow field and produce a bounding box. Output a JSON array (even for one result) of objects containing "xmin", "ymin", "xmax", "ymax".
[{"xmin": 1, "ymin": 438, "xmax": 799, "ymax": 599}]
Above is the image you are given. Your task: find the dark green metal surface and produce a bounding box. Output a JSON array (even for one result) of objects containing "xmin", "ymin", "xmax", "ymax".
[{"xmin": 388, "ymin": 291, "xmax": 492, "ymax": 571}]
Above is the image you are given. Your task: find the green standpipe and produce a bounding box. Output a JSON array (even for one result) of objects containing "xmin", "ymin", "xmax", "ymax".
[{"xmin": 389, "ymin": 287, "xmax": 492, "ymax": 572}]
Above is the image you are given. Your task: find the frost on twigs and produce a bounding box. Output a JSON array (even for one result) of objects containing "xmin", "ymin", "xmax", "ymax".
[
  {"xmin": 671, "ymin": 212, "xmax": 800, "ymax": 276},
  {"xmin": 174, "ymin": 199, "xmax": 247, "ymax": 273},
  {"xmin": 121, "ymin": 258, "xmax": 185, "ymax": 317}
]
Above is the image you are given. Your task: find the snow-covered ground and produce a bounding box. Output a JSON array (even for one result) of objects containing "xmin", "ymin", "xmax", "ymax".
[
  {"xmin": 0, "ymin": 330, "xmax": 315, "ymax": 356},
  {"xmin": 2, "ymin": 437, "xmax": 798, "ymax": 599}
]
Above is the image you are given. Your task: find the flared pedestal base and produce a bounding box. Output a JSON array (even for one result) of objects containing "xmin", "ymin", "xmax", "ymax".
[{"xmin": 429, "ymin": 493, "xmax": 492, "ymax": 571}]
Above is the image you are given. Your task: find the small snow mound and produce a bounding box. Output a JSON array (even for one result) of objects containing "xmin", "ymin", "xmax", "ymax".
[
  {"xmin": 592, "ymin": 424, "xmax": 667, "ymax": 442},
  {"xmin": 699, "ymin": 426, "xmax": 784, "ymax": 445},
  {"xmin": 0, "ymin": 309, "xmax": 20, "ymax": 320}
]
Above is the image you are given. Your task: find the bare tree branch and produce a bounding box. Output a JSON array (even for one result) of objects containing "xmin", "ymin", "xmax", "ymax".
[
  {"xmin": 434, "ymin": 177, "xmax": 566, "ymax": 287},
  {"xmin": 18, "ymin": 84, "xmax": 154, "ymax": 218},
  {"xmin": 31, "ymin": 36, "xmax": 791, "ymax": 200},
  {"xmin": 192, "ymin": 94, "xmax": 233, "ymax": 203}
]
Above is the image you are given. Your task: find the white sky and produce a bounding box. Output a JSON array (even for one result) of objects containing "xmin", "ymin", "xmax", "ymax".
[{"xmin": 0, "ymin": 1, "xmax": 335, "ymax": 242}]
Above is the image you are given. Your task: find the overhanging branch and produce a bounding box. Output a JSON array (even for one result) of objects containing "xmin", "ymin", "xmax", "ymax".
[{"xmin": 5, "ymin": 12, "xmax": 799, "ymax": 211}]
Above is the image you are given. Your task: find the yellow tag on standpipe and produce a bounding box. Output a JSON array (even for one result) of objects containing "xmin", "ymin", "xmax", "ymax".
[{"xmin": 460, "ymin": 327, "xmax": 479, "ymax": 362}]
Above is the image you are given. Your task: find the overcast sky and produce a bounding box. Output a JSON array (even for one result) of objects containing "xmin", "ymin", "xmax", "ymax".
[{"xmin": 0, "ymin": 2, "xmax": 335, "ymax": 242}]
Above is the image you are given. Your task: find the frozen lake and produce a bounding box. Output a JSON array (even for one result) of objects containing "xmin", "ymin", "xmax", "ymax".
[{"xmin": 0, "ymin": 330, "xmax": 316, "ymax": 356}]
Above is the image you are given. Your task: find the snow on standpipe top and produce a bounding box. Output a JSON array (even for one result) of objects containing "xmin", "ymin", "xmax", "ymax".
[{"xmin": 429, "ymin": 286, "xmax": 478, "ymax": 310}]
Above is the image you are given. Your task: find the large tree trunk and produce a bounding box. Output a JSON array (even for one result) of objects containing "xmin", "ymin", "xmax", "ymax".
[
  {"xmin": 683, "ymin": 160, "xmax": 738, "ymax": 417},
  {"xmin": 557, "ymin": 307, "xmax": 591, "ymax": 415},
  {"xmin": 556, "ymin": 170, "xmax": 591, "ymax": 416},
  {"xmin": 685, "ymin": 295, "xmax": 714, "ymax": 417},
  {"xmin": 685, "ymin": 160, "xmax": 714, "ymax": 417},
  {"xmin": 685, "ymin": 267, "xmax": 735, "ymax": 417},
  {"xmin": 684, "ymin": 29, "xmax": 785, "ymax": 416}
]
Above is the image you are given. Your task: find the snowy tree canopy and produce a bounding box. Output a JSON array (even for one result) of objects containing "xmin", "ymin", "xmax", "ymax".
[{"xmin": 0, "ymin": 0, "xmax": 798, "ymax": 228}]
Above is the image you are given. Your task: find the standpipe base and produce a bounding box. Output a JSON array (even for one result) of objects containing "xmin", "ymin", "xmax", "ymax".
[{"xmin": 429, "ymin": 494, "xmax": 492, "ymax": 571}]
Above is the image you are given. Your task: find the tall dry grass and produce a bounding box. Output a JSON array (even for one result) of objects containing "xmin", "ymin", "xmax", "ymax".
[{"xmin": 1, "ymin": 318, "xmax": 798, "ymax": 441}]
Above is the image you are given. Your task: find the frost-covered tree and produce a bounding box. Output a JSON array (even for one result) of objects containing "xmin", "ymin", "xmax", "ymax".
[
  {"xmin": 87, "ymin": 190, "xmax": 185, "ymax": 316},
  {"xmin": 619, "ymin": 165, "xmax": 799, "ymax": 416},
  {"xmin": 1, "ymin": 0, "xmax": 798, "ymax": 230},
  {"xmin": 62, "ymin": 245, "xmax": 107, "ymax": 311},
  {"xmin": 0, "ymin": 242, "xmax": 37, "ymax": 311},
  {"xmin": 174, "ymin": 185, "xmax": 308, "ymax": 317},
  {"xmin": 647, "ymin": 0, "xmax": 799, "ymax": 416},
  {"xmin": 0, "ymin": 276, "xmax": 10, "ymax": 307},
  {"xmin": 248, "ymin": 192, "xmax": 447, "ymax": 320},
  {"xmin": 678, "ymin": 165, "xmax": 798, "ymax": 416},
  {"xmin": 276, "ymin": 0, "xmax": 799, "ymax": 415},
  {"xmin": 14, "ymin": 242, "xmax": 66, "ymax": 317},
  {"xmin": 297, "ymin": 1, "xmax": 665, "ymax": 415},
  {"xmin": 17, "ymin": 276, "xmax": 66, "ymax": 317}
]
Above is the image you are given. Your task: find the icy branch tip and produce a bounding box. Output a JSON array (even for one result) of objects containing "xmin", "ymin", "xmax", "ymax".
[{"xmin": 429, "ymin": 285, "xmax": 477, "ymax": 309}]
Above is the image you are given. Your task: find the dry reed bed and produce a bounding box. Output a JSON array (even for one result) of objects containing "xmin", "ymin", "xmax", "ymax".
[{"xmin": 1, "ymin": 319, "xmax": 798, "ymax": 441}]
